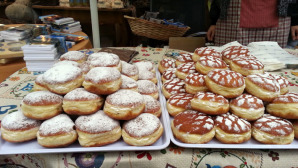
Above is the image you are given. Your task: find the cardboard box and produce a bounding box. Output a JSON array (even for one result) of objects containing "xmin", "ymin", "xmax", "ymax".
[{"xmin": 169, "ymin": 37, "xmax": 206, "ymax": 52}]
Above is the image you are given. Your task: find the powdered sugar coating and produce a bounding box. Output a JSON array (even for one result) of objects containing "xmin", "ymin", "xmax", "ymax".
[
  {"xmin": 177, "ymin": 62, "xmax": 196, "ymax": 73},
  {"xmin": 123, "ymin": 113, "xmax": 161, "ymax": 137},
  {"xmin": 215, "ymin": 113, "xmax": 251, "ymax": 133},
  {"xmin": 2, "ymin": 110, "xmax": 41, "ymax": 130},
  {"xmin": 39, "ymin": 114, "xmax": 75, "ymax": 136},
  {"xmin": 88, "ymin": 52, "xmax": 120, "ymax": 67},
  {"xmin": 143, "ymin": 95, "xmax": 161, "ymax": 114},
  {"xmin": 221, "ymin": 46, "xmax": 250, "ymax": 60},
  {"xmin": 138, "ymin": 69, "xmax": 156, "ymax": 80},
  {"xmin": 106, "ymin": 89, "xmax": 144, "ymax": 107},
  {"xmin": 207, "ymin": 69, "xmax": 245, "ymax": 88},
  {"xmin": 43, "ymin": 65, "xmax": 82, "ymax": 84},
  {"xmin": 168, "ymin": 93, "xmax": 194, "ymax": 108},
  {"xmin": 35, "ymin": 74, "xmax": 45, "ymax": 85},
  {"xmin": 53, "ymin": 60, "xmax": 79, "ymax": 67},
  {"xmin": 185, "ymin": 73, "xmax": 206, "ymax": 86},
  {"xmin": 134, "ymin": 61, "xmax": 154, "ymax": 72},
  {"xmin": 162, "ymin": 68, "xmax": 177, "ymax": 81},
  {"xmin": 173, "ymin": 110, "xmax": 214, "ymax": 134},
  {"xmin": 199, "ymin": 56, "xmax": 227, "ymax": 68},
  {"xmin": 271, "ymin": 92, "xmax": 298, "ymax": 103},
  {"xmin": 60, "ymin": 51, "xmax": 85, "ymax": 61},
  {"xmin": 272, "ymin": 75, "xmax": 289, "ymax": 89},
  {"xmin": 177, "ymin": 53, "xmax": 193, "ymax": 63},
  {"xmin": 230, "ymin": 94, "xmax": 264, "ymax": 109},
  {"xmin": 22, "ymin": 91, "xmax": 63, "ymax": 105},
  {"xmin": 79, "ymin": 61, "xmax": 91, "ymax": 74},
  {"xmin": 194, "ymin": 92, "xmax": 228, "ymax": 104},
  {"xmin": 63, "ymin": 88, "xmax": 100, "ymax": 101},
  {"xmin": 246, "ymin": 73, "xmax": 280, "ymax": 92},
  {"xmin": 231, "ymin": 56, "xmax": 264, "ymax": 70},
  {"xmin": 163, "ymin": 78, "xmax": 185, "ymax": 95},
  {"xmin": 85, "ymin": 67, "xmax": 121, "ymax": 83},
  {"xmin": 160, "ymin": 58, "xmax": 176, "ymax": 68},
  {"xmin": 137, "ymin": 80, "xmax": 158, "ymax": 95},
  {"xmin": 253, "ymin": 114, "xmax": 293, "ymax": 136},
  {"xmin": 121, "ymin": 75, "xmax": 138, "ymax": 89},
  {"xmin": 75, "ymin": 110, "xmax": 120, "ymax": 133},
  {"xmin": 121, "ymin": 61, "xmax": 139, "ymax": 77},
  {"xmin": 194, "ymin": 47, "xmax": 221, "ymax": 58}
]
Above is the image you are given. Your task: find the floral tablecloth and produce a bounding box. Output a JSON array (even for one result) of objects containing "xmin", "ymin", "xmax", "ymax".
[{"xmin": 0, "ymin": 47, "xmax": 298, "ymax": 168}]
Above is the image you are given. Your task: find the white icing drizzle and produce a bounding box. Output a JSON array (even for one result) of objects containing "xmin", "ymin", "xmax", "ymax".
[
  {"xmin": 177, "ymin": 62, "xmax": 196, "ymax": 73},
  {"xmin": 199, "ymin": 56, "xmax": 227, "ymax": 68}
]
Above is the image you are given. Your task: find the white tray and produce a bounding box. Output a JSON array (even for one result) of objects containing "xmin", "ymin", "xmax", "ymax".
[
  {"xmin": 0, "ymin": 70, "xmax": 171, "ymax": 155},
  {"xmin": 157, "ymin": 76, "xmax": 298, "ymax": 149}
]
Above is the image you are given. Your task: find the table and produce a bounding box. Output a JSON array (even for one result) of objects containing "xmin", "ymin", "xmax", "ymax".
[{"xmin": 0, "ymin": 47, "xmax": 298, "ymax": 167}]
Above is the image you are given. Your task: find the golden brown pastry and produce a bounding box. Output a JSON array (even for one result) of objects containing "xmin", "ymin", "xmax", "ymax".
[
  {"xmin": 192, "ymin": 47, "xmax": 221, "ymax": 62},
  {"xmin": 33, "ymin": 74, "xmax": 48, "ymax": 91},
  {"xmin": 161, "ymin": 68, "xmax": 177, "ymax": 83},
  {"xmin": 166, "ymin": 93, "xmax": 193, "ymax": 117},
  {"xmin": 158, "ymin": 58, "xmax": 176, "ymax": 73},
  {"xmin": 175, "ymin": 62, "xmax": 196, "ymax": 80},
  {"xmin": 88, "ymin": 52, "xmax": 121, "ymax": 71},
  {"xmin": 221, "ymin": 46, "xmax": 250, "ymax": 64},
  {"xmin": 195, "ymin": 56, "xmax": 228, "ymax": 75},
  {"xmin": 120, "ymin": 75, "xmax": 138, "ymax": 92},
  {"xmin": 175, "ymin": 53, "xmax": 194, "ymax": 66},
  {"xmin": 143, "ymin": 95, "xmax": 162, "ymax": 117},
  {"xmin": 137, "ymin": 80, "xmax": 159, "ymax": 99},
  {"xmin": 292, "ymin": 120, "xmax": 298, "ymax": 139},
  {"xmin": 272, "ymin": 74, "xmax": 289, "ymax": 95},
  {"xmin": 184, "ymin": 73, "xmax": 208, "ymax": 94},
  {"xmin": 229, "ymin": 56, "xmax": 264, "ymax": 76},
  {"xmin": 60, "ymin": 51, "xmax": 87, "ymax": 63},
  {"xmin": 162, "ymin": 78, "xmax": 186, "ymax": 99},
  {"xmin": 121, "ymin": 61, "xmax": 139, "ymax": 80}
]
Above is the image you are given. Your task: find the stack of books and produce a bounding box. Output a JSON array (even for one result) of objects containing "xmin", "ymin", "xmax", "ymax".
[
  {"xmin": 40, "ymin": 15, "xmax": 82, "ymax": 33},
  {"xmin": 0, "ymin": 27, "xmax": 32, "ymax": 42},
  {"xmin": 22, "ymin": 44, "xmax": 59, "ymax": 71}
]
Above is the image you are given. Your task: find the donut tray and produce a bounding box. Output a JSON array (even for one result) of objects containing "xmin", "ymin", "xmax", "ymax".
[
  {"xmin": 157, "ymin": 78, "xmax": 298, "ymax": 149},
  {"xmin": 0, "ymin": 70, "xmax": 171, "ymax": 155}
]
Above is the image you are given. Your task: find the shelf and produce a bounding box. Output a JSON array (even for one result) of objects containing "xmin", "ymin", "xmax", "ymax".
[{"xmin": 32, "ymin": 5, "xmax": 133, "ymax": 12}]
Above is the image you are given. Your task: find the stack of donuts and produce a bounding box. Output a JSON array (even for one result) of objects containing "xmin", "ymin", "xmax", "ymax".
[
  {"xmin": 1, "ymin": 50, "xmax": 164, "ymax": 148},
  {"xmin": 159, "ymin": 46, "xmax": 298, "ymax": 145}
]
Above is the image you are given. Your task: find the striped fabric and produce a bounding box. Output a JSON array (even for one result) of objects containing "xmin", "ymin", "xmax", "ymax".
[{"xmin": 214, "ymin": 0, "xmax": 291, "ymax": 48}]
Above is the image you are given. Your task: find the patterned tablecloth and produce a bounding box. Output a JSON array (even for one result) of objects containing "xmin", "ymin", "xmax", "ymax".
[{"xmin": 0, "ymin": 47, "xmax": 298, "ymax": 168}]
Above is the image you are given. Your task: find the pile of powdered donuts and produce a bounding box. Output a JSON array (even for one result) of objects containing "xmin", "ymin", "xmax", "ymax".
[
  {"xmin": 1, "ymin": 51, "xmax": 164, "ymax": 148},
  {"xmin": 159, "ymin": 46, "xmax": 298, "ymax": 145}
]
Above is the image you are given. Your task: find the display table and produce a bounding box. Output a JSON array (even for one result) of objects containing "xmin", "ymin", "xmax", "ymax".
[{"xmin": 0, "ymin": 47, "xmax": 298, "ymax": 167}]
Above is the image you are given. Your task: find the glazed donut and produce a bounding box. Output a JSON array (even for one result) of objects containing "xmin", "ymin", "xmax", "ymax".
[
  {"xmin": 190, "ymin": 92, "xmax": 229, "ymax": 115},
  {"xmin": 122, "ymin": 113, "xmax": 163, "ymax": 146},
  {"xmin": 245, "ymin": 73, "xmax": 280, "ymax": 102},
  {"xmin": 162, "ymin": 78, "xmax": 186, "ymax": 99},
  {"xmin": 272, "ymin": 74, "xmax": 289, "ymax": 95},
  {"xmin": 166, "ymin": 93, "xmax": 193, "ymax": 117},
  {"xmin": 104, "ymin": 89, "xmax": 145, "ymax": 120},
  {"xmin": 88, "ymin": 52, "xmax": 121, "ymax": 71},
  {"xmin": 192, "ymin": 47, "xmax": 221, "ymax": 62},
  {"xmin": 60, "ymin": 51, "xmax": 86, "ymax": 63},
  {"xmin": 83, "ymin": 67, "xmax": 122, "ymax": 95},
  {"xmin": 62, "ymin": 88, "xmax": 104, "ymax": 115},
  {"xmin": 229, "ymin": 56, "xmax": 264, "ymax": 76},
  {"xmin": 75, "ymin": 110, "xmax": 121, "ymax": 147},
  {"xmin": 214, "ymin": 113, "xmax": 251, "ymax": 144},
  {"xmin": 121, "ymin": 61, "xmax": 139, "ymax": 80},
  {"xmin": 230, "ymin": 94, "xmax": 264, "ymax": 121},
  {"xmin": 21, "ymin": 91, "xmax": 63, "ymax": 120},
  {"xmin": 195, "ymin": 56, "xmax": 228, "ymax": 75},
  {"xmin": 171, "ymin": 110, "xmax": 215, "ymax": 144},
  {"xmin": 53, "ymin": 60, "xmax": 80, "ymax": 67},
  {"xmin": 185, "ymin": 73, "xmax": 208, "ymax": 94},
  {"xmin": 205, "ymin": 69, "xmax": 245, "ymax": 98},
  {"xmin": 1, "ymin": 110, "xmax": 41, "ymax": 143},
  {"xmin": 143, "ymin": 95, "xmax": 162, "ymax": 117},
  {"xmin": 43, "ymin": 65, "xmax": 83, "ymax": 95},
  {"xmin": 175, "ymin": 62, "xmax": 196, "ymax": 80},
  {"xmin": 33, "ymin": 74, "xmax": 48, "ymax": 91},
  {"xmin": 138, "ymin": 69, "xmax": 157, "ymax": 84},
  {"xmin": 266, "ymin": 92, "xmax": 298, "ymax": 119},
  {"xmin": 175, "ymin": 53, "xmax": 194, "ymax": 66},
  {"xmin": 134, "ymin": 61, "xmax": 155, "ymax": 73},
  {"xmin": 161, "ymin": 68, "xmax": 177, "ymax": 83},
  {"xmin": 292, "ymin": 120, "xmax": 298, "ymax": 139},
  {"xmin": 37, "ymin": 114, "xmax": 77, "ymax": 148},
  {"xmin": 120, "ymin": 75, "xmax": 138, "ymax": 92},
  {"xmin": 158, "ymin": 58, "xmax": 176, "ymax": 73},
  {"xmin": 221, "ymin": 46, "xmax": 250, "ymax": 64},
  {"xmin": 252, "ymin": 114, "xmax": 294, "ymax": 144},
  {"xmin": 137, "ymin": 80, "xmax": 159, "ymax": 99}
]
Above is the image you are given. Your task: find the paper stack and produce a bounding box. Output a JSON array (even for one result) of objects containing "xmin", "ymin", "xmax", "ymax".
[
  {"xmin": 22, "ymin": 44, "xmax": 59, "ymax": 71},
  {"xmin": 39, "ymin": 15, "xmax": 82, "ymax": 33},
  {"xmin": 0, "ymin": 28, "xmax": 32, "ymax": 42}
]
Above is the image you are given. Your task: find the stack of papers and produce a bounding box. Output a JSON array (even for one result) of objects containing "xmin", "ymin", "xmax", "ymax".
[
  {"xmin": 22, "ymin": 44, "xmax": 59, "ymax": 71},
  {"xmin": 40, "ymin": 15, "xmax": 82, "ymax": 33},
  {"xmin": 0, "ymin": 28, "xmax": 31, "ymax": 42}
]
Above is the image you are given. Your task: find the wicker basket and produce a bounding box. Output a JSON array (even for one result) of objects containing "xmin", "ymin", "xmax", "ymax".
[{"xmin": 124, "ymin": 15, "xmax": 190, "ymax": 41}]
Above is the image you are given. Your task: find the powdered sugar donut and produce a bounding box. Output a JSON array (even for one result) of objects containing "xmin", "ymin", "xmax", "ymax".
[
  {"xmin": 43, "ymin": 65, "xmax": 83, "ymax": 95},
  {"xmin": 143, "ymin": 95, "xmax": 162, "ymax": 117},
  {"xmin": 221, "ymin": 46, "xmax": 250, "ymax": 64},
  {"xmin": 272, "ymin": 75, "xmax": 289, "ymax": 95},
  {"xmin": 104, "ymin": 90, "xmax": 145, "ymax": 120},
  {"xmin": 21, "ymin": 91, "xmax": 63, "ymax": 120},
  {"xmin": 245, "ymin": 73, "xmax": 280, "ymax": 102},
  {"xmin": 161, "ymin": 68, "xmax": 177, "ymax": 83},
  {"xmin": 138, "ymin": 69, "xmax": 157, "ymax": 84},
  {"xmin": 175, "ymin": 62, "xmax": 196, "ymax": 80},
  {"xmin": 134, "ymin": 61, "xmax": 155, "ymax": 73},
  {"xmin": 175, "ymin": 53, "xmax": 194, "ymax": 66},
  {"xmin": 193, "ymin": 47, "xmax": 221, "ymax": 62},
  {"xmin": 190, "ymin": 92, "xmax": 229, "ymax": 115},
  {"xmin": 162, "ymin": 78, "xmax": 186, "ymax": 99},
  {"xmin": 120, "ymin": 75, "xmax": 138, "ymax": 92},
  {"xmin": 171, "ymin": 110, "xmax": 215, "ymax": 144},
  {"xmin": 75, "ymin": 110, "xmax": 121, "ymax": 147},
  {"xmin": 62, "ymin": 88, "xmax": 104, "ymax": 115},
  {"xmin": 121, "ymin": 61, "xmax": 139, "ymax": 80},
  {"xmin": 205, "ymin": 69, "xmax": 245, "ymax": 98},
  {"xmin": 229, "ymin": 56, "xmax": 264, "ymax": 76},
  {"xmin": 33, "ymin": 74, "xmax": 48, "ymax": 91},
  {"xmin": 83, "ymin": 67, "xmax": 122, "ymax": 95},
  {"xmin": 252, "ymin": 114, "xmax": 294, "ymax": 144},
  {"xmin": 79, "ymin": 61, "xmax": 91, "ymax": 76},
  {"xmin": 88, "ymin": 52, "xmax": 121, "ymax": 71},
  {"xmin": 230, "ymin": 94, "xmax": 264, "ymax": 121},
  {"xmin": 266, "ymin": 92, "xmax": 298, "ymax": 119},
  {"xmin": 137, "ymin": 80, "xmax": 159, "ymax": 99},
  {"xmin": 158, "ymin": 58, "xmax": 176, "ymax": 73},
  {"xmin": 185, "ymin": 73, "xmax": 208, "ymax": 94},
  {"xmin": 1, "ymin": 110, "xmax": 41, "ymax": 143},
  {"xmin": 195, "ymin": 56, "xmax": 228, "ymax": 75},
  {"xmin": 53, "ymin": 60, "xmax": 80, "ymax": 67},
  {"xmin": 215, "ymin": 113, "xmax": 251, "ymax": 144},
  {"xmin": 122, "ymin": 113, "xmax": 163, "ymax": 146},
  {"xmin": 60, "ymin": 51, "xmax": 86, "ymax": 63},
  {"xmin": 37, "ymin": 114, "xmax": 77, "ymax": 148},
  {"xmin": 166, "ymin": 93, "xmax": 193, "ymax": 117}
]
